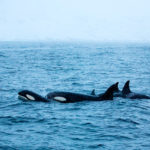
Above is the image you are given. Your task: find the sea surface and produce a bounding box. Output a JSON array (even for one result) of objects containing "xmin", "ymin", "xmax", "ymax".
[{"xmin": 0, "ymin": 41, "xmax": 150, "ymax": 150}]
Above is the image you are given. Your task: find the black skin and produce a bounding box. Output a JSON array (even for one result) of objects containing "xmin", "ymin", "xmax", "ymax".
[
  {"xmin": 46, "ymin": 82, "xmax": 119, "ymax": 103},
  {"xmin": 90, "ymin": 82, "xmax": 121, "ymax": 97},
  {"xmin": 92, "ymin": 80, "xmax": 150, "ymax": 99},
  {"xmin": 91, "ymin": 89, "xmax": 96, "ymax": 96},
  {"xmin": 18, "ymin": 90, "xmax": 49, "ymax": 102},
  {"xmin": 122, "ymin": 80, "xmax": 150, "ymax": 99},
  {"xmin": 18, "ymin": 82, "xmax": 119, "ymax": 103}
]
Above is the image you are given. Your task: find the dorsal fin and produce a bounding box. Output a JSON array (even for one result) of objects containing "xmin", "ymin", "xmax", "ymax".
[
  {"xmin": 115, "ymin": 82, "xmax": 120, "ymax": 92},
  {"xmin": 122, "ymin": 80, "xmax": 131, "ymax": 94},
  {"xmin": 91, "ymin": 89, "xmax": 96, "ymax": 95},
  {"xmin": 101, "ymin": 82, "xmax": 119, "ymax": 100}
]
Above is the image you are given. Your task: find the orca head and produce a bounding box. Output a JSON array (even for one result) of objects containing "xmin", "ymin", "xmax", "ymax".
[
  {"xmin": 18, "ymin": 90, "xmax": 49, "ymax": 102},
  {"xmin": 18, "ymin": 90, "xmax": 36, "ymax": 101},
  {"xmin": 122, "ymin": 80, "xmax": 131, "ymax": 95}
]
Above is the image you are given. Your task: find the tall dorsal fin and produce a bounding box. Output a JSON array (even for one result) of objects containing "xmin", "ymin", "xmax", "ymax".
[
  {"xmin": 91, "ymin": 89, "xmax": 96, "ymax": 95},
  {"xmin": 101, "ymin": 82, "xmax": 119, "ymax": 100},
  {"xmin": 122, "ymin": 80, "xmax": 131, "ymax": 94},
  {"xmin": 115, "ymin": 82, "xmax": 120, "ymax": 92}
]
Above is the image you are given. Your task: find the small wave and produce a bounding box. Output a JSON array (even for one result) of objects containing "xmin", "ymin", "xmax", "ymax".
[
  {"xmin": 0, "ymin": 146, "xmax": 17, "ymax": 150},
  {"xmin": 88, "ymin": 143, "xmax": 105, "ymax": 149},
  {"xmin": 116, "ymin": 118, "xmax": 140, "ymax": 125},
  {"xmin": 132, "ymin": 104, "xmax": 148, "ymax": 110},
  {"xmin": 100, "ymin": 134, "xmax": 133, "ymax": 140},
  {"xmin": 0, "ymin": 131, "xmax": 15, "ymax": 136},
  {"xmin": 0, "ymin": 102, "xmax": 29, "ymax": 109},
  {"xmin": 0, "ymin": 116, "xmax": 47, "ymax": 125},
  {"xmin": 0, "ymin": 88, "xmax": 17, "ymax": 92}
]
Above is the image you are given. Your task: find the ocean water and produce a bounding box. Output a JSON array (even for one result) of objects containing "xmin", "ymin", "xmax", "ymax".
[{"xmin": 0, "ymin": 41, "xmax": 150, "ymax": 150}]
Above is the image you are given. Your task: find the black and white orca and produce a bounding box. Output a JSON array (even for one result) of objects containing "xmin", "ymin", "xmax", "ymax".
[
  {"xmin": 122, "ymin": 80, "xmax": 150, "ymax": 99},
  {"xmin": 18, "ymin": 90, "xmax": 49, "ymax": 102},
  {"xmin": 46, "ymin": 82, "xmax": 119, "ymax": 103}
]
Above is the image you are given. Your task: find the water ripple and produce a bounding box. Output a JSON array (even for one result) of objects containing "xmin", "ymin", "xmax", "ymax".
[{"xmin": 1, "ymin": 42, "xmax": 150, "ymax": 149}]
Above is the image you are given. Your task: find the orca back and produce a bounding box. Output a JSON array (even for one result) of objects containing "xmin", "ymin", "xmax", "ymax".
[
  {"xmin": 100, "ymin": 82, "xmax": 119, "ymax": 100},
  {"xmin": 122, "ymin": 80, "xmax": 131, "ymax": 95}
]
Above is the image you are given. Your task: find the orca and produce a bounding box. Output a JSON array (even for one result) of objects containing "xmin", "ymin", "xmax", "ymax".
[
  {"xmin": 122, "ymin": 80, "xmax": 150, "ymax": 99},
  {"xmin": 90, "ymin": 82, "xmax": 121, "ymax": 97},
  {"xmin": 112, "ymin": 82, "xmax": 123, "ymax": 97},
  {"xmin": 18, "ymin": 90, "xmax": 49, "ymax": 102},
  {"xmin": 46, "ymin": 82, "xmax": 119, "ymax": 103},
  {"xmin": 93, "ymin": 81, "xmax": 150, "ymax": 99}
]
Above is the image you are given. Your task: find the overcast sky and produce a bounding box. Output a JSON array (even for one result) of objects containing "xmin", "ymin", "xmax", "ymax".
[{"xmin": 0, "ymin": 0, "xmax": 150, "ymax": 42}]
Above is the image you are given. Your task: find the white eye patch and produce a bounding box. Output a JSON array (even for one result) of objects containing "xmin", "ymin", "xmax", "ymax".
[
  {"xmin": 54, "ymin": 96, "xmax": 66, "ymax": 102},
  {"xmin": 26, "ymin": 94, "xmax": 35, "ymax": 101}
]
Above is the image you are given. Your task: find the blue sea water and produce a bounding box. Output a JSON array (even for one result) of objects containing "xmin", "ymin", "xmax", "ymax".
[{"xmin": 0, "ymin": 41, "xmax": 150, "ymax": 150}]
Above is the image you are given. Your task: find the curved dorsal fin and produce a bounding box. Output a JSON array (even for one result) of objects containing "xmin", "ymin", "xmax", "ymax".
[
  {"xmin": 91, "ymin": 89, "xmax": 96, "ymax": 95},
  {"xmin": 122, "ymin": 80, "xmax": 131, "ymax": 94},
  {"xmin": 115, "ymin": 82, "xmax": 120, "ymax": 92},
  {"xmin": 101, "ymin": 82, "xmax": 119, "ymax": 100}
]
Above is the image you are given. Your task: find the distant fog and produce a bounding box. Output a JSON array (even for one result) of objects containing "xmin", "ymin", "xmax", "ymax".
[{"xmin": 0, "ymin": 0, "xmax": 150, "ymax": 42}]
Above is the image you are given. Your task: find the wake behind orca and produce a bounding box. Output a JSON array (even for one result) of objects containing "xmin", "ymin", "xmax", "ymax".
[{"xmin": 46, "ymin": 82, "xmax": 119, "ymax": 103}]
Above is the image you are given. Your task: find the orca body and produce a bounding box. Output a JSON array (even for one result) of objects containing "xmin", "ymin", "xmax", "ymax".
[
  {"xmin": 18, "ymin": 90, "xmax": 49, "ymax": 102},
  {"xmin": 122, "ymin": 80, "xmax": 150, "ymax": 99},
  {"xmin": 46, "ymin": 82, "xmax": 119, "ymax": 103},
  {"xmin": 93, "ymin": 81, "xmax": 150, "ymax": 99}
]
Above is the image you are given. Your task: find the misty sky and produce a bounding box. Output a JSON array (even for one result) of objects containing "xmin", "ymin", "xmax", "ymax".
[{"xmin": 0, "ymin": 0, "xmax": 150, "ymax": 42}]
